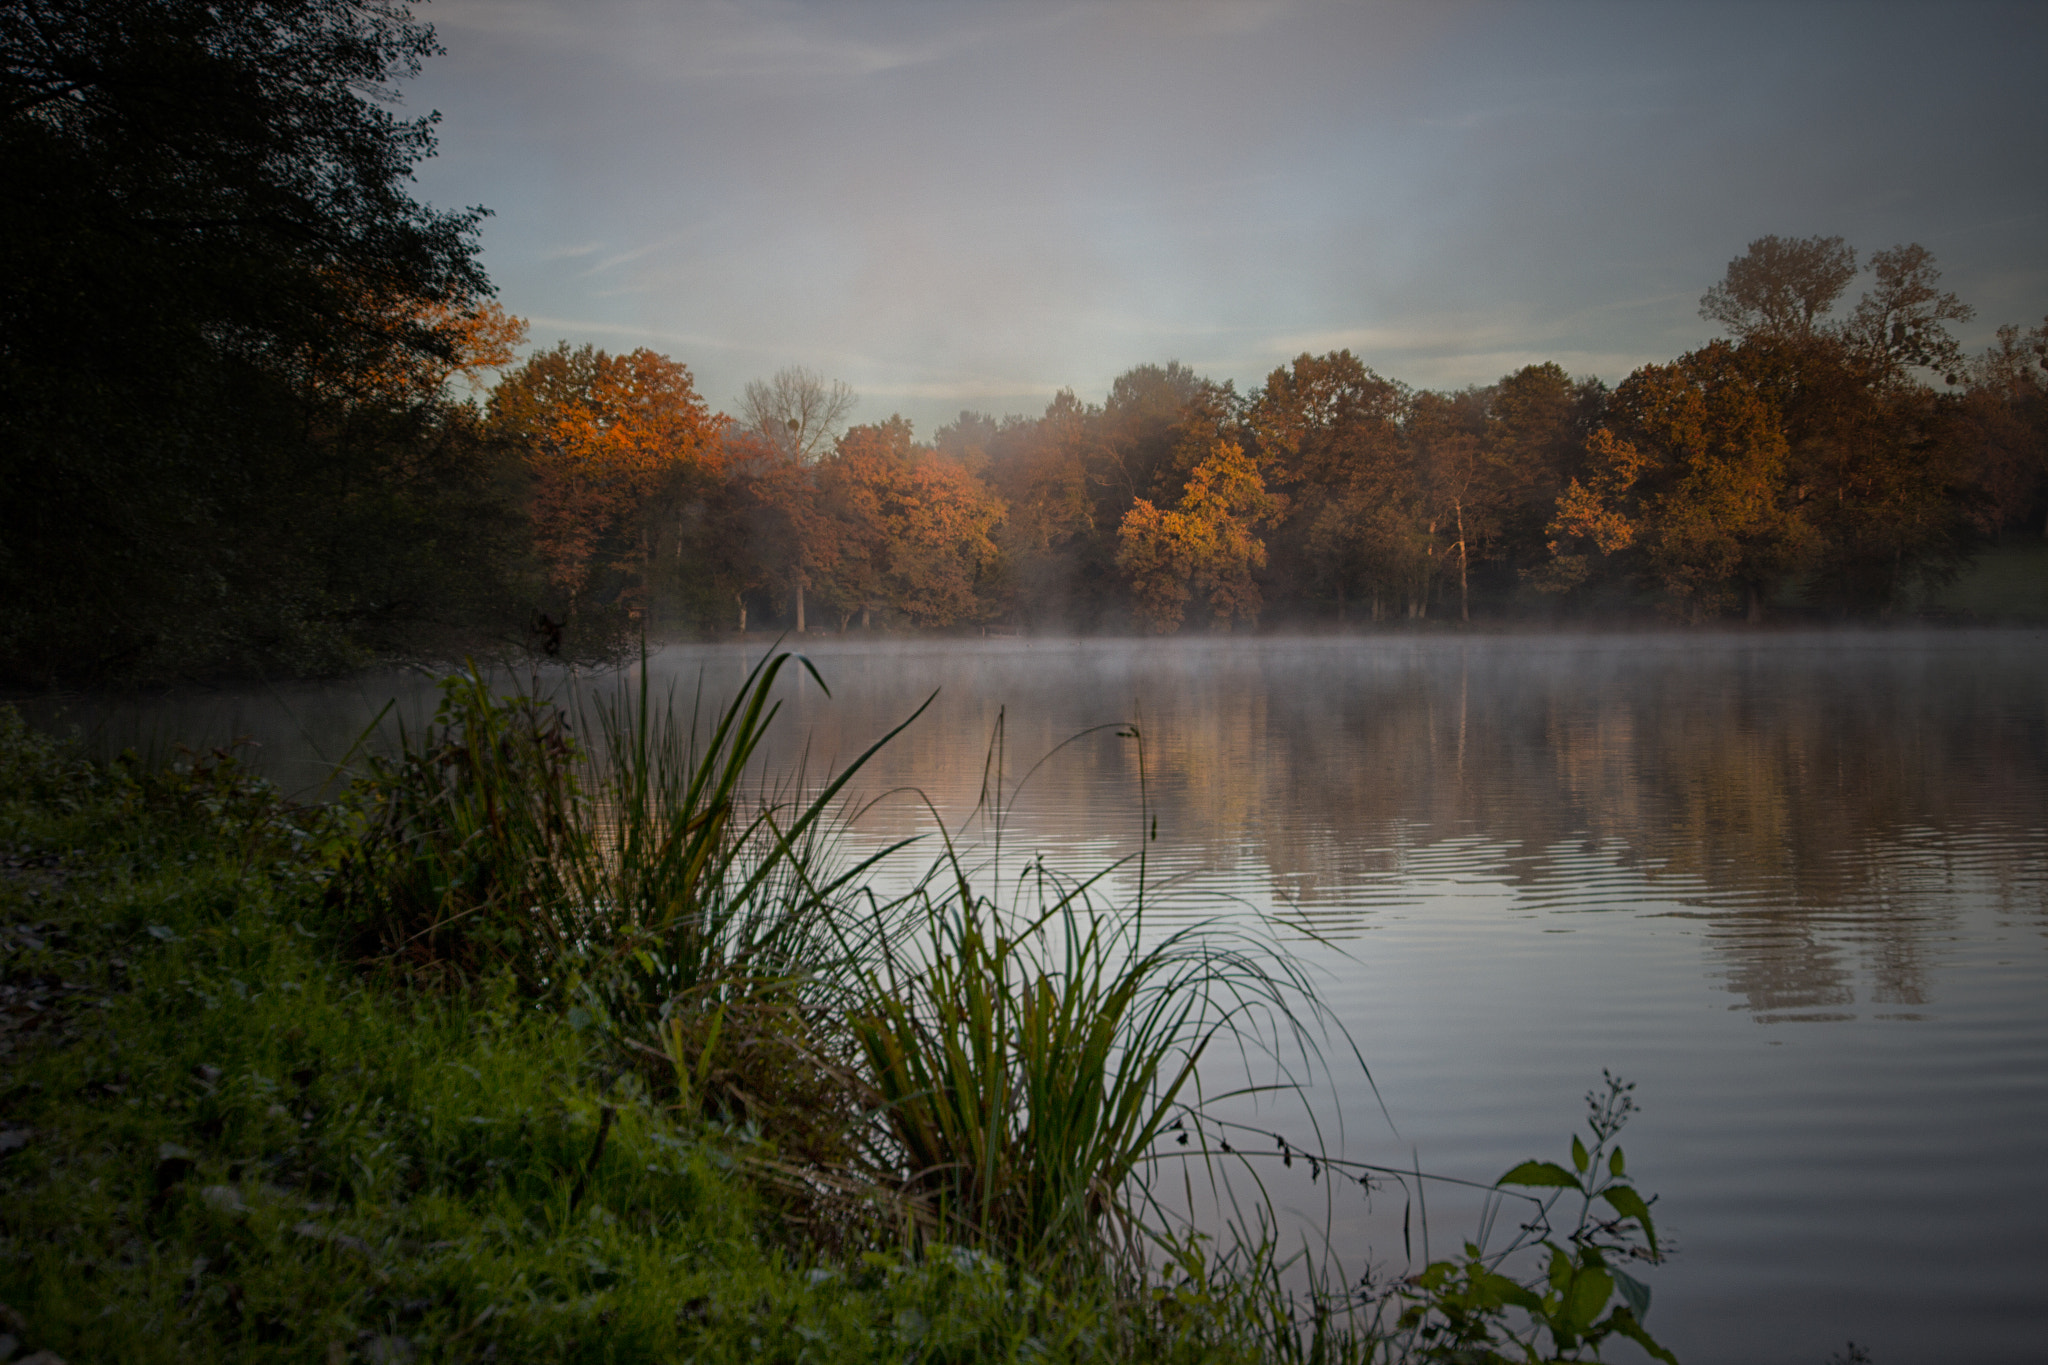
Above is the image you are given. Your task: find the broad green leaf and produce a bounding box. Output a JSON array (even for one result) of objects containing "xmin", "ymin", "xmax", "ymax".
[
  {"xmin": 1498, "ymin": 1159, "xmax": 1582, "ymax": 1190},
  {"xmin": 1612, "ymin": 1267, "xmax": 1652, "ymax": 1319},
  {"xmin": 1546, "ymin": 1245, "xmax": 1575, "ymax": 1294},
  {"xmin": 1476, "ymin": 1271, "xmax": 1542, "ymax": 1314},
  {"xmin": 1414, "ymin": 1260, "xmax": 1457, "ymax": 1291},
  {"xmin": 1564, "ymin": 1265, "xmax": 1613, "ymax": 1334},
  {"xmin": 1603, "ymin": 1307, "xmax": 1681, "ymax": 1365},
  {"xmin": 1610, "ymin": 1145, "xmax": 1625, "ymax": 1178},
  {"xmin": 1571, "ymin": 1135, "xmax": 1589, "ymax": 1173},
  {"xmin": 1600, "ymin": 1184, "xmax": 1660, "ymax": 1255}
]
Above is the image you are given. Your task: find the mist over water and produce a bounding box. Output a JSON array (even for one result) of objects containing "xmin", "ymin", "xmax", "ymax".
[{"xmin": 29, "ymin": 629, "xmax": 2048, "ymax": 1363}]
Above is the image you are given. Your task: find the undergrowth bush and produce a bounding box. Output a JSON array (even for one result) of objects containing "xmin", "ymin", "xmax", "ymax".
[{"xmin": 324, "ymin": 669, "xmax": 586, "ymax": 980}]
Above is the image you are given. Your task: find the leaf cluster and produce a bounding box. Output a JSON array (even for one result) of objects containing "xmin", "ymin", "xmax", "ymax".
[{"xmin": 1395, "ymin": 1073, "xmax": 1675, "ymax": 1363}]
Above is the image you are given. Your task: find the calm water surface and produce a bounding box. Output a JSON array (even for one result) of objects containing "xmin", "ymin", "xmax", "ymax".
[{"xmin": 31, "ymin": 631, "xmax": 2048, "ymax": 1364}]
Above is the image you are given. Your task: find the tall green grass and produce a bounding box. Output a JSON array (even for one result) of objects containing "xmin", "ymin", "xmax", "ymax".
[{"xmin": 849, "ymin": 870, "xmax": 1320, "ymax": 1276}]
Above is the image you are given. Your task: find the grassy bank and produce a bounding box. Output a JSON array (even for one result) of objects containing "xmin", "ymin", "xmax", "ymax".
[{"xmin": 0, "ymin": 663, "xmax": 1675, "ymax": 1364}]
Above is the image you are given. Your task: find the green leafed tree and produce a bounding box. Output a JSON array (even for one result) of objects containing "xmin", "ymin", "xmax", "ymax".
[
  {"xmin": 1250, "ymin": 351, "xmax": 1417, "ymax": 620},
  {"xmin": 0, "ymin": 0, "xmax": 500, "ymax": 683}
]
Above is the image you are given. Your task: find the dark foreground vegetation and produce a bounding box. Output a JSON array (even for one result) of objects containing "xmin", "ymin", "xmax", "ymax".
[
  {"xmin": 4, "ymin": 3, "xmax": 2047, "ymax": 688},
  {"xmin": 0, "ymin": 656, "xmax": 1682, "ymax": 1363}
]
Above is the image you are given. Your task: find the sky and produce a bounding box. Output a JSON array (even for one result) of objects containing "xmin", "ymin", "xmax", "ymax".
[{"xmin": 403, "ymin": 0, "xmax": 2048, "ymax": 437}]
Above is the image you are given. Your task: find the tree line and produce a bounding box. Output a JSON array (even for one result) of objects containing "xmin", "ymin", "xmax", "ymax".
[
  {"xmin": 4, "ymin": 2, "xmax": 2043, "ymax": 685},
  {"xmin": 507, "ymin": 232, "xmax": 2045, "ymax": 641}
]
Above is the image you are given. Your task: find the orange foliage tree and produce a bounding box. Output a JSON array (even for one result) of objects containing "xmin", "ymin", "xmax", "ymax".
[
  {"xmin": 814, "ymin": 418, "xmax": 1004, "ymax": 628},
  {"xmin": 1544, "ymin": 342, "xmax": 1812, "ymax": 620},
  {"xmin": 307, "ymin": 292, "xmax": 528, "ymax": 405},
  {"xmin": 489, "ymin": 344, "xmax": 719, "ymax": 616},
  {"xmin": 1116, "ymin": 432, "xmax": 1278, "ymax": 633}
]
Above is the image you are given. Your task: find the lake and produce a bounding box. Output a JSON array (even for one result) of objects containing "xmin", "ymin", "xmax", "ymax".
[{"xmin": 26, "ymin": 630, "xmax": 2048, "ymax": 1364}]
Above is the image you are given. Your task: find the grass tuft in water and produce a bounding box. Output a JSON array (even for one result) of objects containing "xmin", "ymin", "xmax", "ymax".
[{"xmin": 849, "ymin": 857, "xmax": 1327, "ymax": 1285}]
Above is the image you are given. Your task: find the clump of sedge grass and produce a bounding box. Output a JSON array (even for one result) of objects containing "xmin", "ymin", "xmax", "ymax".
[
  {"xmin": 848, "ymin": 822, "xmax": 1333, "ymax": 1286},
  {"xmin": 323, "ymin": 655, "xmax": 1335, "ymax": 1283},
  {"xmin": 0, "ymin": 706, "xmax": 1293, "ymax": 1365},
  {"xmin": 311, "ymin": 656, "xmax": 1679, "ymax": 1362}
]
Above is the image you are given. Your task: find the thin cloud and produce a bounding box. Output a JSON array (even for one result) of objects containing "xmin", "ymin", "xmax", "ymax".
[{"xmin": 433, "ymin": 0, "xmax": 1038, "ymax": 84}]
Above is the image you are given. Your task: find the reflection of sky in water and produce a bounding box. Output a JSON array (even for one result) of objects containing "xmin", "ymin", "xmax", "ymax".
[{"xmin": 21, "ymin": 632, "xmax": 2048, "ymax": 1363}]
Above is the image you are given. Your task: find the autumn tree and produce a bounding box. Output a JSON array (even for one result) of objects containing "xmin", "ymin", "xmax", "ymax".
[
  {"xmin": 308, "ymin": 296, "xmax": 528, "ymax": 407},
  {"xmin": 490, "ymin": 344, "xmax": 719, "ymax": 627},
  {"xmin": 1957, "ymin": 320, "xmax": 2048, "ymax": 538},
  {"xmin": 969, "ymin": 362, "xmax": 1225, "ymax": 630},
  {"xmin": 971, "ymin": 395, "xmax": 1101, "ymax": 627},
  {"xmin": 1546, "ymin": 342, "xmax": 1813, "ymax": 621},
  {"xmin": 812, "ymin": 418, "xmax": 1004, "ymax": 629},
  {"xmin": 1116, "ymin": 420, "xmax": 1278, "ymax": 633},
  {"xmin": 1250, "ymin": 352, "xmax": 1414, "ymax": 619},
  {"xmin": 732, "ymin": 365, "xmax": 857, "ymax": 627},
  {"xmin": 1087, "ymin": 363, "xmax": 1229, "ymax": 576},
  {"xmin": 1699, "ymin": 235, "xmax": 1858, "ymax": 342},
  {"xmin": 704, "ymin": 431, "xmax": 824, "ymax": 634},
  {"xmin": 934, "ymin": 410, "xmax": 998, "ymax": 476},
  {"xmin": 1845, "ymin": 244, "xmax": 1976, "ymax": 384},
  {"xmin": 1483, "ymin": 363, "xmax": 1608, "ymax": 573},
  {"xmin": 1691, "ymin": 236, "xmax": 1981, "ymax": 614},
  {"xmin": 1408, "ymin": 390, "xmax": 1493, "ymax": 622}
]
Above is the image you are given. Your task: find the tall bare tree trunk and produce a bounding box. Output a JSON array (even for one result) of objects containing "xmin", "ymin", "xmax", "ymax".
[
  {"xmin": 639, "ymin": 526, "xmax": 654, "ymax": 632},
  {"xmin": 795, "ymin": 577, "xmax": 806, "ymax": 633},
  {"xmin": 1453, "ymin": 498, "xmax": 1470, "ymax": 624}
]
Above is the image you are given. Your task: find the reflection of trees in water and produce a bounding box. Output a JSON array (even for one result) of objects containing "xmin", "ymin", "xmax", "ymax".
[
  {"xmin": 666, "ymin": 639, "xmax": 2048, "ymax": 1016},
  {"xmin": 1248, "ymin": 643, "xmax": 2046, "ymax": 1014},
  {"xmin": 898, "ymin": 640, "xmax": 2046, "ymax": 1017}
]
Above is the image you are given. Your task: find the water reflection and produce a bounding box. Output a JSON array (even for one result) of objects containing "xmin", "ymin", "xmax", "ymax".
[{"xmin": 712, "ymin": 633, "xmax": 2046, "ymax": 1022}]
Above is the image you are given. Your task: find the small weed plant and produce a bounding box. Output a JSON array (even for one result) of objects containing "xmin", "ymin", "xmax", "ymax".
[{"xmin": 1392, "ymin": 1073, "xmax": 1676, "ymax": 1363}]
